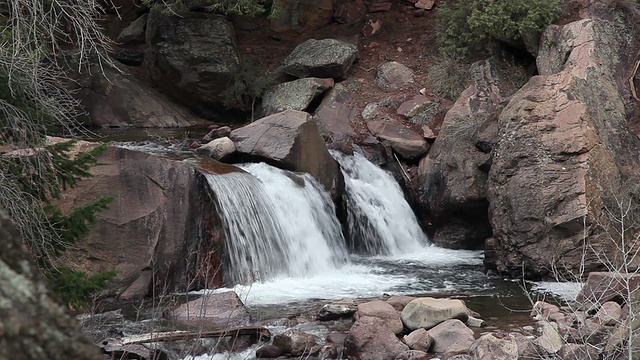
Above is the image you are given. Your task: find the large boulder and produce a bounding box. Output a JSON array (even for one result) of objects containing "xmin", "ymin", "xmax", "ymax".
[
  {"xmin": 74, "ymin": 65, "xmax": 198, "ymax": 128},
  {"xmin": 230, "ymin": 109, "xmax": 343, "ymax": 199},
  {"xmin": 345, "ymin": 316, "xmax": 410, "ymax": 360},
  {"xmin": 428, "ymin": 319, "xmax": 475, "ymax": 357},
  {"xmin": 355, "ymin": 300, "xmax": 404, "ymax": 335},
  {"xmin": 486, "ymin": 19, "xmax": 640, "ymax": 278},
  {"xmin": 0, "ymin": 213, "xmax": 102, "ymax": 359},
  {"xmin": 261, "ymin": 77, "xmax": 334, "ymax": 116},
  {"xmin": 417, "ymin": 58, "xmax": 508, "ymax": 249},
  {"xmin": 282, "ymin": 38, "xmax": 358, "ymax": 80},
  {"xmin": 166, "ymin": 291, "xmax": 250, "ymax": 328},
  {"xmin": 145, "ymin": 9, "xmax": 239, "ymax": 116},
  {"xmin": 56, "ymin": 146, "xmax": 233, "ymax": 299},
  {"xmin": 401, "ymin": 297, "xmax": 469, "ymax": 331}
]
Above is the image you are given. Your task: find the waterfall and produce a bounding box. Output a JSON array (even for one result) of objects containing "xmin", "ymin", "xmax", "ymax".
[
  {"xmin": 331, "ymin": 150, "xmax": 429, "ymax": 255},
  {"xmin": 204, "ymin": 163, "xmax": 349, "ymax": 284}
]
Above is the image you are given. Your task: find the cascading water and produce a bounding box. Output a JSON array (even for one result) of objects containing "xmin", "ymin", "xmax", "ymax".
[
  {"xmin": 331, "ymin": 150, "xmax": 429, "ymax": 255},
  {"xmin": 204, "ymin": 163, "xmax": 349, "ymax": 284}
]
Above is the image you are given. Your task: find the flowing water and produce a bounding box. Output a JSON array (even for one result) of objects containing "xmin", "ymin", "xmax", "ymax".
[
  {"xmin": 201, "ymin": 152, "xmax": 495, "ymax": 307},
  {"xmin": 205, "ymin": 163, "xmax": 349, "ymax": 284},
  {"xmin": 331, "ymin": 150, "xmax": 428, "ymax": 255}
]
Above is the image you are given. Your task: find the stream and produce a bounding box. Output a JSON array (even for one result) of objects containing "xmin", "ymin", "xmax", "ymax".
[{"xmin": 78, "ymin": 130, "xmax": 581, "ymax": 359}]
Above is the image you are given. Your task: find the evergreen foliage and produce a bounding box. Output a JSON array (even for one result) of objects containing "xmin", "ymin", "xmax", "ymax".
[
  {"xmin": 47, "ymin": 267, "xmax": 119, "ymax": 311},
  {"xmin": 0, "ymin": 0, "xmax": 117, "ymax": 309},
  {"xmin": 143, "ymin": 0, "xmax": 267, "ymax": 15},
  {"xmin": 437, "ymin": 0, "xmax": 561, "ymax": 57}
]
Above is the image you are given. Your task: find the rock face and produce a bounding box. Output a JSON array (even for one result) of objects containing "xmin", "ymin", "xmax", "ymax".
[
  {"xmin": 0, "ymin": 213, "xmax": 101, "ymax": 359},
  {"xmin": 230, "ymin": 109, "xmax": 343, "ymax": 199},
  {"xmin": 145, "ymin": 9, "xmax": 239, "ymax": 116},
  {"xmin": 56, "ymin": 146, "xmax": 231, "ymax": 299},
  {"xmin": 417, "ymin": 58, "xmax": 506, "ymax": 249},
  {"xmin": 401, "ymin": 297, "xmax": 469, "ymax": 330},
  {"xmin": 282, "ymin": 38, "xmax": 358, "ymax": 80},
  {"xmin": 166, "ymin": 291, "xmax": 250, "ymax": 328},
  {"xmin": 486, "ymin": 19, "xmax": 640, "ymax": 277},
  {"xmin": 261, "ymin": 77, "xmax": 334, "ymax": 116},
  {"xmin": 75, "ymin": 65, "xmax": 198, "ymax": 128}
]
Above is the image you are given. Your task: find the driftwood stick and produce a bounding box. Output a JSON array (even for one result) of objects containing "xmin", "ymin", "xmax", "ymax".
[{"xmin": 121, "ymin": 326, "xmax": 271, "ymax": 345}]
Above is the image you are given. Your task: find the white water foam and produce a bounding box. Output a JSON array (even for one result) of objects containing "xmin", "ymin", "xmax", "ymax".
[
  {"xmin": 205, "ymin": 163, "xmax": 349, "ymax": 284},
  {"xmin": 193, "ymin": 246, "xmax": 484, "ymax": 306},
  {"xmin": 331, "ymin": 150, "xmax": 429, "ymax": 255}
]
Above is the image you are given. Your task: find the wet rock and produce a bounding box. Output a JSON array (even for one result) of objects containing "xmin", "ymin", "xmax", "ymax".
[
  {"xmin": 318, "ymin": 302, "xmax": 357, "ymax": 321},
  {"xmin": 73, "ymin": 64, "xmax": 198, "ymax": 128},
  {"xmin": 395, "ymin": 350, "xmax": 430, "ymax": 360},
  {"xmin": 230, "ymin": 109, "xmax": 342, "ymax": 200},
  {"xmin": 469, "ymin": 333, "xmax": 518, "ymax": 359},
  {"xmin": 55, "ymin": 146, "xmax": 224, "ymax": 298},
  {"xmin": 417, "ymin": 58, "xmax": 505, "ymax": 250},
  {"xmin": 594, "ymin": 301, "xmax": 622, "ymax": 326},
  {"xmin": 197, "ymin": 137, "xmax": 236, "ymax": 160},
  {"xmin": 401, "ymin": 297, "xmax": 469, "ymax": 330},
  {"xmin": 255, "ymin": 344, "xmax": 283, "ymax": 358},
  {"xmin": 262, "ymin": 77, "xmax": 334, "ymax": 116},
  {"xmin": 345, "ymin": 316, "xmax": 409, "ymax": 360},
  {"xmin": 402, "ymin": 328, "xmax": 432, "ymax": 352},
  {"xmin": 487, "ymin": 19, "xmax": 640, "ymax": 278},
  {"xmin": 355, "ymin": 300, "xmax": 404, "ymax": 335},
  {"xmin": 203, "ymin": 126, "xmax": 232, "ymax": 142},
  {"xmin": 428, "ymin": 319, "xmax": 474, "ymax": 357},
  {"xmin": 118, "ymin": 13, "xmax": 148, "ymax": 44},
  {"xmin": 387, "ymin": 295, "xmax": 417, "ymax": 311},
  {"xmin": 326, "ymin": 332, "xmax": 348, "ymax": 345},
  {"xmin": 145, "ymin": 9, "xmax": 239, "ymax": 116},
  {"xmin": 166, "ymin": 291, "xmax": 250, "ymax": 328},
  {"xmin": 282, "ymin": 38, "xmax": 358, "ymax": 80},
  {"xmin": 273, "ymin": 329, "xmax": 317, "ymax": 356},
  {"xmin": 375, "ymin": 61, "xmax": 414, "ymax": 92}
]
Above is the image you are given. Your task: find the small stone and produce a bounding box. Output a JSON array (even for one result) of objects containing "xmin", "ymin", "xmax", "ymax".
[
  {"xmin": 318, "ymin": 303, "xmax": 357, "ymax": 321},
  {"xmin": 415, "ymin": 0, "xmax": 435, "ymax": 10},
  {"xmin": 466, "ymin": 316, "xmax": 486, "ymax": 328}
]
